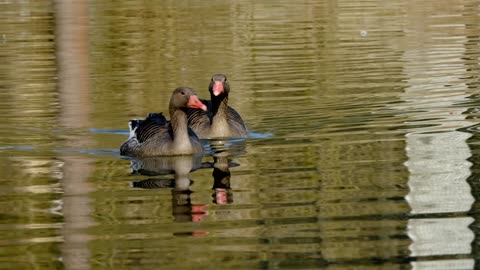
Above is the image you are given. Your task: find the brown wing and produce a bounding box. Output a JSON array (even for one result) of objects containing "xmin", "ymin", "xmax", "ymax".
[
  {"xmin": 134, "ymin": 113, "xmax": 170, "ymax": 143},
  {"xmin": 186, "ymin": 99, "xmax": 211, "ymax": 133},
  {"xmin": 227, "ymin": 106, "xmax": 247, "ymax": 128}
]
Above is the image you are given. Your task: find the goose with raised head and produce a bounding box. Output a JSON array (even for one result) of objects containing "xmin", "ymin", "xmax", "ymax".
[
  {"xmin": 187, "ymin": 74, "xmax": 248, "ymax": 138},
  {"xmin": 120, "ymin": 87, "xmax": 207, "ymax": 157}
]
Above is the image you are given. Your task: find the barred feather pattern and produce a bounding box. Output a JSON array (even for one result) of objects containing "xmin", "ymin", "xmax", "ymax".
[
  {"xmin": 136, "ymin": 121, "xmax": 167, "ymax": 143},
  {"xmin": 131, "ymin": 178, "xmax": 175, "ymax": 189},
  {"xmin": 120, "ymin": 111, "xmax": 203, "ymax": 157}
]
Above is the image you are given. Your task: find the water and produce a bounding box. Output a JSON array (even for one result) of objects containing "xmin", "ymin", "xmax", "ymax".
[{"xmin": 1, "ymin": 0, "xmax": 480, "ymax": 269}]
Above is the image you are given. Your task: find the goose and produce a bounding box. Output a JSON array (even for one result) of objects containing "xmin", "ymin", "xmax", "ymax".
[
  {"xmin": 120, "ymin": 87, "xmax": 207, "ymax": 156},
  {"xmin": 187, "ymin": 74, "xmax": 248, "ymax": 138}
]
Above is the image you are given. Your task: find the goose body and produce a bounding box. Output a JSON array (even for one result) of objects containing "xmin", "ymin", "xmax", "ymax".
[
  {"xmin": 120, "ymin": 87, "xmax": 207, "ymax": 157},
  {"xmin": 187, "ymin": 74, "xmax": 248, "ymax": 139}
]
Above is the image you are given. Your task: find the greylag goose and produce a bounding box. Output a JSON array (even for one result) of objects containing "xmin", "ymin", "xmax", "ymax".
[
  {"xmin": 120, "ymin": 87, "xmax": 207, "ymax": 157},
  {"xmin": 187, "ymin": 74, "xmax": 248, "ymax": 138}
]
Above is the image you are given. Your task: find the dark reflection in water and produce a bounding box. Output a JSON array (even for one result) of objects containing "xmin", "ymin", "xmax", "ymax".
[
  {"xmin": 211, "ymin": 156, "xmax": 236, "ymax": 205},
  {"xmin": 130, "ymin": 141, "xmax": 244, "ymax": 225},
  {"xmin": 130, "ymin": 155, "xmax": 208, "ymax": 226},
  {"xmin": 1, "ymin": 0, "xmax": 480, "ymax": 269}
]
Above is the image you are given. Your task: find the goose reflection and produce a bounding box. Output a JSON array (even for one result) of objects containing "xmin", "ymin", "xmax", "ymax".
[
  {"xmin": 208, "ymin": 138, "xmax": 245, "ymax": 205},
  {"xmin": 129, "ymin": 155, "xmax": 208, "ymax": 223},
  {"xmin": 128, "ymin": 139, "xmax": 245, "ymax": 224},
  {"xmin": 211, "ymin": 156, "xmax": 237, "ymax": 205}
]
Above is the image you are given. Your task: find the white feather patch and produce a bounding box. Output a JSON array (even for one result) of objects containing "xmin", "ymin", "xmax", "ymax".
[{"xmin": 128, "ymin": 120, "xmax": 139, "ymax": 139}]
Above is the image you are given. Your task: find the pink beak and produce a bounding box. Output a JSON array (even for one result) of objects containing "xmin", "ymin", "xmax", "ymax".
[
  {"xmin": 212, "ymin": 81, "xmax": 224, "ymax": 96},
  {"xmin": 187, "ymin": 95, "xmax": 207, "ymax": 111}
]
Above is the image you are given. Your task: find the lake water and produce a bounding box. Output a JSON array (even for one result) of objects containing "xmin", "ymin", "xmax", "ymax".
[{"xmin": 1, "ymin": 0, "xmax": 480, "ymax": 269}]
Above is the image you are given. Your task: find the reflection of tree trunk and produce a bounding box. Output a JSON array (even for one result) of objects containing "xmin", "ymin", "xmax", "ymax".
[
  {"xmin": 55, "ymin": 1, "xmax": 94, "ymax": 270},
  {"xmin": 60, "ymin": 157, "xmax": 95, "ymax": 270},
  {"xmin": 56, "ymin": 1, "xmax": 90, "ymax": 129}
]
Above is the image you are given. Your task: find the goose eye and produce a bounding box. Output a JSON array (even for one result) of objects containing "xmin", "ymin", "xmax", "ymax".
[{"xmin": 180, "ymin": 91, "xmax": 185, "ymax": 95}]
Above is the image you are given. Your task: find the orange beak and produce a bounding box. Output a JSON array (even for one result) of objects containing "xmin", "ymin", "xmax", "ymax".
[
  {"xmin": 212, "ymin": 81, "xmax": 224, "ymax": 96},
  {"xmin": 187, "ymin": 95, "xmax": 207, "ymax": 111}
]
